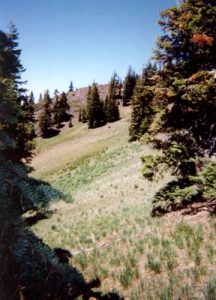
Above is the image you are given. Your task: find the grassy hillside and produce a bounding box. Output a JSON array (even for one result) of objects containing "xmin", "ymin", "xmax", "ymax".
[{"xmin": 31, "ymin": 106, "xmax": 216, "ymax": 299}]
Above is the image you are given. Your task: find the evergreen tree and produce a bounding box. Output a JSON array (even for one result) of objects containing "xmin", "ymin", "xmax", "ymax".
[
  {"xmin": 68, "ymin": 118, "xmax": 73, "ymax": 127},
  {"xmin": 86, "ymin": 85, "xmax": 92, "ymax": 122},
  {"xmin": 139, "ymin": 0, "xmax": 216, "ymax": 215},
  {"xmin": 78, "ymin": 106, "xmax": 87, "ymax": 123},
  {"xmin": 154, "ymin": 0, "xmax": 216, "ymax": 77},
  {"xmin": 104, "ymin": 95, "xmax": 120, "ymax": 123},
  {"xmin": 0, "ymin": 25, "xmax": 35, "ymax": 162},
  {"xmin": 86, "ymin": 83, "xmax": 106, "ymax": 128},
  {"xmin": 38, "ymin": 92, "xmax": 42, "ymax": 102},
  {"xmin": 78, "ymin": 107, "xmax": 82, "ymax": 122},
  {"xmin": 54, "ymin": 88, "xmax": 59, "ymax": 96},
  {"xmin": 19, "ymin": 92, "xmax": 36, "ymax": 160},
  {"xmin": 0, "ymin": 23, "xmax": 25, "ymax": 87},
  {"xmin": 69, "ymin": 81, "xmax": 74, "ymax": 92},
  {"xmin": 109, "ymin": 72, "xmax": 122, "ymax": 100},
  {"xmin": 129, "ymin": 63, "xmax": 157, "ymax": 141},
  {"xmin": 152, "ymin": 0, "xmax": 216, "ymax": 172},
  {"xmin": 53, "ymin": 92, "xmax": 70, "ymax": 126},
  {"xmin": 122, "ymin": 66, "xmax": 137, "ymax": 106},
  {"xmin": 104, "ymin": 73, "xmax": 121, "ymax": 122},
  {"xmin": 25, "ymin": 91, "xmax": 35, "ymax": 124},
  {"xmin": 38, "ymin": 90, "xmax": 52, "ymax": 137}
]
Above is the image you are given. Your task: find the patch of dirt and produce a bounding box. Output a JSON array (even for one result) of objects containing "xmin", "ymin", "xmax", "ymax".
[{"xmin": 181, "ymin": 198, "xmax": 216, "ymax": 216}]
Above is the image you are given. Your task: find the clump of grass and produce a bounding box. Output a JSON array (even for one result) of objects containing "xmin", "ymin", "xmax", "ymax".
[
  {"xmin": 173, "ymin": 221, "xmax": 204, "ymax": 265},
  {"xmin": 159, "ymin": 238, "xmax": 176, "ymax": 271},
  {"xmin": 145, "ymin": 253, "xmax": 161, "ymax": 273},
  {"xmin": 157, "ymin": 284, "xmax": 173, "ymax": 300},
  {"xmin": 206, "ymin": 243, "xmax": 215, "ymax": 263},
  {"xmin": 203, "ymin": 277, "xmax": 216, "ymax": 300},
  {"xmin": 74, "ymin": 252, "xmax": 88, "ymax": 270},
  {"xmin": 51, "ymin": 224, "xmax": 57, "ymax": 230},
  {"xmin": 92, "ymin": 265, "xmax": 109, "ymax": 280},
  {"xmin": 119, "ymin": 264, "xmax": 138, "ymax": 288},
  {"xmin": 79, "ymin": 234, "xmax": 93, "ymax": 245}
]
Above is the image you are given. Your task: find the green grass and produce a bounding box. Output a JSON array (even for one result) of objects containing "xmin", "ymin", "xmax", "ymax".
[
  {"xmin": 36, "ymin": 123, "xmax": 87, "ymax": 152},
  {"xmin": 31, "ymin": 111, "xmax": 216, "ymax": 299}
]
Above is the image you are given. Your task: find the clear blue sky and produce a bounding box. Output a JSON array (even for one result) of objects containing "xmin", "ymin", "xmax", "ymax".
[{"xmin": 1, "ymin": 0, "xmax": 176, "ymax": 99}]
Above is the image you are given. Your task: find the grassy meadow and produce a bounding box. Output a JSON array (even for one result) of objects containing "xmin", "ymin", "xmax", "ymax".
[{"xmin": 31, "ymin": 106, "xmax": 216, "ymax": 299}]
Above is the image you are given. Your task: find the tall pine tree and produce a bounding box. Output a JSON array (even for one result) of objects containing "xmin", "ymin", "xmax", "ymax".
[
  {"xmin": 139, "ymin": 0, "xmax": 216, "ymax": 215},
  {"xmin": 122, "ymin": 66, "xmax": 137, "ymax": 106},
  {"xmin": 0, "ymin": 24, "xmax": 35, "ymax": 162},
  {"xmin": 105, "ymin": 73, "xmax": 120, "ymax": 122},
  {"xmin": 86, "ymin": 83, "xmax": 106, "ymax": 128},
  {"xmin": 38, "ymin": 90, "xmax": 52, "ymax": 137},
  {"xmin": 53, "ymin": 92, "xmax": 70, "ymax": 126},
  {"xmin": 68, "ymin": 81, "xmax": 74, "ymax": 92},
  {"xmin": 129, "ymin": 63, "xmax": 157, "ymax": 141}
]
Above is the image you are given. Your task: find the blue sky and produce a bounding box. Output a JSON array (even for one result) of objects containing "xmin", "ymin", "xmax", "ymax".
[{"xmin": 1, "ymin": 0, "xmax": 176, "ymax": 99}]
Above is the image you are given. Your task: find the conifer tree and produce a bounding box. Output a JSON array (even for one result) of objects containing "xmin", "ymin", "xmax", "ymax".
[
  {"xmin": 109, "ymin": 72, "xmax": 122, "ymax": 100},
  {"xmin": 53, "ymin": 92, "xmax": 70, "ymax": 126},
  {"xmin": 0, "ymin": 25, "xmax": 35, "ymax": 162},
  {"xmin": 38, "ymin": 92, "xmax": 42, "ymax": 102},
  {"xmin": 152, "ymin": 0, "xmax": 216, "ymax": 172},
  {"xmin": 54, "ymin": 88, "xmax": 59, "ymax": 96},
  {"xmin": 104, "ymin": 95, "xmax": 120, "ymax": 123},
  {"xmin": 18, "ymin": 92, "xmax": 36, "ymax": 160},
  {"xmin": 78, "ymin": 106, "xmax": 87, "ymax": 123},
  {"xmin": 154, "ymin": 0, "xmax": 216, "ymax": 77},
  {"xmin": 78, "ymin": 107, "xmax": 82, "ymax": 122},
  {"xmin": 86, "ymin": 83, "xmax": 106, "ymax": 128},
  {"xmin": 129, "ymin": 63, "xmax": 157, "ymax": 141},
  {"xmin": 122, "ymin": 66, "xmax": 137, "ymax": 106},
  {"xmin": 38, "ymin": 90, "xmax": 52, "ymax": 137},
  {"xmin": 104, "ymin": 73, "xmax": 121, "ymax": 122},
  {"xmin": 68, "ymin": 118, "xmax": 73, "ymax": 127},
  {"xmin": 0, "ymin": 23, "xmax": 25, "ymax": 87},
  {"xmin": 69, "ymin": 81, "xmax": 74, "ymax": 92},
  {"xmin": 139, "ymin": 0, "xmax": 216, "ymax": 215}
]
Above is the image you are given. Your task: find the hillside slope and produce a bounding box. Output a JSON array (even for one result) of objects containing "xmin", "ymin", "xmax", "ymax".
[{"xmin": 31, "ymin": 106, "xmax": 216, "ymax": 299}]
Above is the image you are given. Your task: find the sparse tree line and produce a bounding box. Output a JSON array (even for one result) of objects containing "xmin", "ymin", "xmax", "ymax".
[
  {"xmin": 37, "ymin": 67, "xmax": 138, "ymax": 134},
  {"xmin": 78, "ymin": 69, "xmax": 138, "ymax": 128}
]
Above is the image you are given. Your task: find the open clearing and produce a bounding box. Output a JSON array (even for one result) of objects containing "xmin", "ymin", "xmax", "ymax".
[{"xmin": 31, "ymin": 106, "xmax": 216, "ymax": 299}]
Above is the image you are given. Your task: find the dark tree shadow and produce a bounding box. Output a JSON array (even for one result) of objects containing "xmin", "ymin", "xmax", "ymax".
[
  {"xmin": 44, "ymin": 127, "xmax": 61, "ymax": 138},
  {"xmin": 1, "ymin": 170, "xmax": 123, "ymax": 299}
]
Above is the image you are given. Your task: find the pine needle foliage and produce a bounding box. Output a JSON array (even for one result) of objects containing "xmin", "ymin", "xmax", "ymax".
[
  {"xmin": 86, "ymin": 83, "xmax": 106, "ymax": 128},
  {"xmin": 0, "ymin": 25, "xmax": 35, "ymax": 162},
  {"xmin": 38, "ymin": 90, "xmax": 52, "ymax": 137},
  {"xmin": 131, "ymin": 0, "xmax": 216, "ymax": 214},
  {"xmin": 122, "ymin": 66, "xmax": 137, "ymax": 106},
  {"xmin": 105, "ymin": 73, "xmax": 121, "ymax": 122},
  {"xmin": 53, "ymin": 92, "xmax": 70, "ymax": 127},
  {"xmin": 129, "ymin": 63, "xmax": 157, "ymax": 141}
]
